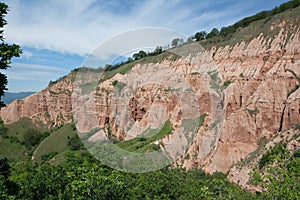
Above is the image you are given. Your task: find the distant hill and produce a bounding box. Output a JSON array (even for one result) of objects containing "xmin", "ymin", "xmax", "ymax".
[{"xmin": 2, "ymin": 92, "xmax": 35, "ymax": 104}]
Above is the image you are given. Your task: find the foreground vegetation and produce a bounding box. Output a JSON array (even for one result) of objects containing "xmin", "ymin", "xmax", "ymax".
[
  {"xmin": 251, "ymin": 143, "xmax": 300, "ymax": 199},
  {"xmin": 0, "ymin": 118, "xmax": 299, "ymax": 199},
  {"xmin": 0, "ymin": 143, "xmax": 298, "ymax": 199},
  {"xmin": 0, "ymin": 150, "xmax": 256, "ymax": 200}
]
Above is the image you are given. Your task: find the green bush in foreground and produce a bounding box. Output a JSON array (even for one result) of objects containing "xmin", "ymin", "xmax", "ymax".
[{"xmin": 2, "ymin": 151, "xmax": 255, "ymax": 200}]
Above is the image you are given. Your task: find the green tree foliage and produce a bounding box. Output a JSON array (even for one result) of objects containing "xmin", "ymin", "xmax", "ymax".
[
  {"xmin": 0, "ymin": 118, "xmax": 7, "ymax": 136},
  {"xmin": 206, "ymin": 28, "xmax": 220, "ymax": 39},
  {"xmin": 132, "ymin": 50, "xmax": 147, "ymax": 60},
  {"xmin": 150, "ymin": 46, "xmax": 163, "ymax": 55},
  {"xmin": 195, "ymin": 31, "xmax": 207, "ymax": 41},
  {"xmin": 0, "ymin": 2, "xmax": 22, "ymax": 107},
  {"xmin": 67, "ymin": 135, "xmax": 83, "ymax": 151},
  {"xmin": 105, "ymin": 46, "xmax": 166, "ymax": 72},
  {"xmin": 3, "ymin": 156, "xmax": 255, "ymax": 200},
  {"xmin": 171, "ymin": 38, "xmax": 184, "ymax": 47},
  {"xmin": 0, "ymin": 157, "xmax": 10, "ymax": 178},
  {"xmin": 22, "ymin": 128, "xmax": 42, "ymax": 148},
  {"xmin": 252, "ymin": 143, "xmax": 300, "ymax": 199}
]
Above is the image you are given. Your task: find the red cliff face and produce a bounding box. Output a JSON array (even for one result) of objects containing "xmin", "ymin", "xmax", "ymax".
[
  {"xmin": 1, "ymin": 11, "xmax": 299, "ymax": 188},
  {"xmin": 0, "ymin": 73, "xmax": 74, "ymax": 128}
]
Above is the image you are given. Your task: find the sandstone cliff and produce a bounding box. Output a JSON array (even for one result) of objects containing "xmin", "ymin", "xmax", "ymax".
[{"xmin": 0, "ymin": 72, "xmax": 75, "ymax": 128}]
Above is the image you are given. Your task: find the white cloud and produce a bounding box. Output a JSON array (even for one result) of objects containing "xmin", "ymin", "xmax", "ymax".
[
  {"xmin": 83, "ymin": 28, "xmax": 186, "ymax": 67},
  {"xmin": 6, "ymin": 62, "xmax": 69, "ymax": 81},
  {"xmin": 1, "ymin": 0, "xmax": 273, "ymax": 56}
]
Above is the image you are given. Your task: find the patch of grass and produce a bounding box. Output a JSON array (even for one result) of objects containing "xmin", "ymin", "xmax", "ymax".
[
  {"xmin": 117, "ymin": 120, "xmax": 173, "ymax": 152},
  {"xmin": 208, "ymin": 70, "xmax": 221, "ymax": 91},
  {"xmin": 134, "ymin": 143, "xmax": 160, "ymax": 153},
  {"xmin": 247, "ymin": 107, "xmax": 259, "ymax": 116},
  {"xmin": 209, "ymin": 119, "xmax": 220, "ymax": 130},
  {"xmin": 222, "ymin": 80, "xmax": 232, "ymax": 89},
  {"xmin": 116, "ymin": 115, "xmax": 206, "ymax": 153},
  {"xmin": 102, "ymin": 61, "xmax": 137, "ymax": 82},
  {"xmin": 79, "ymin": 81, "xmax": 98, "ymax": 95},
  {"xmin": 113, "ymin": 81, "xmax": 127, "ymax": 92},
  {"xmin": 48, "ymin": 151, "xmax": 67, "ymax": 166},
  {"xmin": 198, "ymin": 113, "xmax": 207, "ymax": 126},
  {"xmin": 33, "ymin": 124, "xmax": 77, "ymax": 163},
  {"xmin": 294, "ymin": 122, "xmax": 300, "ymax": 130}
]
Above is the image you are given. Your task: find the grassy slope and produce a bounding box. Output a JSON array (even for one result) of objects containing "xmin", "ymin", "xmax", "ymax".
[
  {"xmin": 33, "ymin": 124, "xmax": 76, "ymax": 163},
  {"xmin": 6, "ymin": 117, "xmax": 38, "ymax": 142},
  {"xmin": 6, "ymin": 117, "xmax": 47, "ymax": 142},
  {"xmin": 0, "ymin": 118, "xmax": 42, "ymax": 161},
  {"xmin": 117, "ymin": 120, "xmax": 173, "ymax": 153}
]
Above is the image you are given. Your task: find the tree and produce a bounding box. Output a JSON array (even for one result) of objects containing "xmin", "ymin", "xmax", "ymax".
[
  {"xmin": 0, "ymin": 2, "xmax": 22, "ymax": 107},
  {"xmin": 171, "ymin": 38, "xmax": 184, "ymax": 48},
  {"xmin": 68, "ymin": 135, "xmax": 83, "ymax": 150},
  {"xmin": 206, "ymin": 28, "xmax": 219, "ymax": 39},
  {"xmin": 22, "ymin": 128, "xmax": 42, "ymax": 148},
  {"xmin": 195, "ymin": 31, "xmax": 207, "ymax": 41},
  {"xmin": 252, "ymin": 144, "xmax": 300, "ymax": 199},
  {"xmin": 132, "ymin": 50, "xmax": 147, "ymax": 60},
  {"xmin": 153, "ymin": 46, "xmax": 163, "ymax": 55},
  {"xmin": 0, "ymin": 158, "xmax": 10, "ymax": 179}
]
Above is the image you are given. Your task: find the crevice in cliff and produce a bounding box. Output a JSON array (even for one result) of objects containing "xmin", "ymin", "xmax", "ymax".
[
  {"xmin": 278, "ymin": 104, "xmax": 286, "ymax": 132},
  {"xmin": 278, "ymin": 69, "xmax": 300, "ymax": 132},
  {"xmin": 239, "ymin": 95, "xmax": 243, "ymax": 108}
]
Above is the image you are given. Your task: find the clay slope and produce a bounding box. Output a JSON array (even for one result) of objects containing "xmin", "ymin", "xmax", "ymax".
[{"xmin": 1, "ymin": 6, "xmax": 300, "ymax": 187}]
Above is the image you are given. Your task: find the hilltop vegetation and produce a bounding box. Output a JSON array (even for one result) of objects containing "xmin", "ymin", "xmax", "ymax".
[{"xmin": 194, "ymin": 0, "xmax": 300, "ymax": 42}]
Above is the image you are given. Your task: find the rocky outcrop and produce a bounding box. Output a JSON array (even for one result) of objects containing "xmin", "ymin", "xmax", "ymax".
[{"xmin": 0, "ymin": 73, "xmax": 74, "ymax": 128}]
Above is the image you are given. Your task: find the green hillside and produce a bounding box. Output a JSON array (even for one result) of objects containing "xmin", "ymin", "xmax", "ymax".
[{"xmin": 33, "ymin": 123, "xmax": 78, "ymax": 163}]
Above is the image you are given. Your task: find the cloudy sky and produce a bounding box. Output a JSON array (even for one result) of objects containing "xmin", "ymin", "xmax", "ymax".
[{"xmin": 1, "ymin": 0, "xmax": 287, "ymax": 92}]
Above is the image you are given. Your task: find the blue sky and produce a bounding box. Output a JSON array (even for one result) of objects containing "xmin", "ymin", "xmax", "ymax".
[{"xmin": 1, "ymin": 0, "xmax": 288, "ymax": 92}]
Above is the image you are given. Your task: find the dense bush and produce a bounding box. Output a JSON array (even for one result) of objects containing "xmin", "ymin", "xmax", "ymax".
[
  {"xmin": 253, "ymin": 143, "xmax": 300, "ymax": 199},
  {"xmin": 67, "ymin": 135, "xmax": 83, "ymax": 151},
  {"xmin": 1, "ymin": 154, "xmax": 255, "ymax": 200}
]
